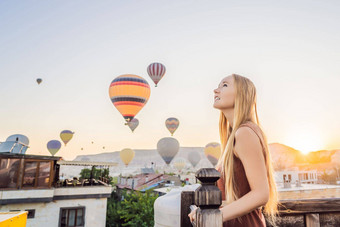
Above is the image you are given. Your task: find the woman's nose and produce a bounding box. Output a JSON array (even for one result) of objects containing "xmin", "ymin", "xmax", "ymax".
[{"xmin": 214, "ymin": 88, "xmax": 219, "ymax": 93}]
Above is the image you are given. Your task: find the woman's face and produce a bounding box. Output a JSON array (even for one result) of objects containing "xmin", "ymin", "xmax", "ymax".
[{"xmin": 213, "ymin": 75, "xmax": 236, "ymax": 110}]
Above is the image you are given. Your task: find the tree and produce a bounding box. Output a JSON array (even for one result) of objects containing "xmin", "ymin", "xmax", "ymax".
[
  {"xmin": 106, "ymin": 189, "xmax": 158, "ymax": 227},
  {"xmin": 79, "ymin": 167, "xmax": 111, "ymax": 181}
]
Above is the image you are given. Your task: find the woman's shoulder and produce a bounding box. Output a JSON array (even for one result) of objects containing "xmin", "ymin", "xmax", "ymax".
[
  {"xmin": 234, "ymin": 125, "xmax": 265, "ymax": 159},
  {"xmin": 238, "ymin": 121, "xmax": 263, "ymax": 139},
  {"xmin": 235, "ymin": 121, "xmax": 264, "ymax": 147},
  {"xmin": 235, "ymin": 125, "xmax": 260, "ymax": 144}
]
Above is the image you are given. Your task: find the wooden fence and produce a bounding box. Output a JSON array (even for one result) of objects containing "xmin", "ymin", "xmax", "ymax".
[{"xmin": 180, "ymin": 168, "xmax": 340, "ymax": 227}]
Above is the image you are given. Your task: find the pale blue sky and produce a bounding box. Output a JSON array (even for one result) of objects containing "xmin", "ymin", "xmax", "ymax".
[{"xmin": 1, "ymin": 0, "xmax": 339, "ymax": 160}]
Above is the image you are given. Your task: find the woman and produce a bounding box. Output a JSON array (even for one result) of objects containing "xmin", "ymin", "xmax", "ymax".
[{"xmin": 189, "ymin": 74, "xmax": 279, "ymax": 226}]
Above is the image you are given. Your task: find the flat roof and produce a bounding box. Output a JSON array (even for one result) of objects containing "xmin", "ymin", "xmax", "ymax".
[
  {"xmin": 277, "ymin": 183, "xmax": 340, "ymax": 191},
  {"xmin": 0, "ymin": 152, "xmax": 60, "ymax": 161},
  {"xmin": 57, "ymin": 160, "xmax": 118, "ymax": 167}
]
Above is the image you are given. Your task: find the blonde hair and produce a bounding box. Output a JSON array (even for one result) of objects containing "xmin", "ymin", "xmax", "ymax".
[{"xmin": 216, "ymin": 74, "xmax": 279, "ymax": 226}]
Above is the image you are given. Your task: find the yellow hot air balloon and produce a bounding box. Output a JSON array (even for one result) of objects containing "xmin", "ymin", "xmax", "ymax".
[
  {"xmin": 204, "ymin": 142, "xmax": 221, "ymax": 166},
  {"xmin": 120, "ymin": 148, "xmax": 135, "ymax": 166},
  {"xmin": 60, "ymin": 130, "xmax": 74, "ymax": 146},
  {"xmin": 109, "ymin": 74, "xmax": 151, "ymax": 123}
]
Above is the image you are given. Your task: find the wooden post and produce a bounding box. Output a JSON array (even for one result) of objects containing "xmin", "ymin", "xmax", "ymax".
[
  {"xmin": 180, "ymin": 191, "xmax": 195, "ymax": 227},
  {"xmin": 306, "ymin": 214, "xmax": 320, "ymax": 227},
  {"xmin": 195, "ymin": 168, "xmax": 223, "ymax": 227}
]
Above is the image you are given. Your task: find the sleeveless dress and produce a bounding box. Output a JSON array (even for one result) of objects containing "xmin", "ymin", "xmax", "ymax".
[{"xmin": 216, "ymin": 121, "xmax": 267, "ymax": 227}]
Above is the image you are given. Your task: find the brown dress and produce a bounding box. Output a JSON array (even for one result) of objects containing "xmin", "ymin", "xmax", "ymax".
[{"xmin": 216, "ymin": 121, "xmax": 267, "ymax": 227}]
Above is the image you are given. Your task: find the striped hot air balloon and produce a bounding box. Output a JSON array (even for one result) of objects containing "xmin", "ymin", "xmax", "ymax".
[
  {"xmin": 204, "ymin": 142, "xmax": 221, "ymax": 166},
  {"xmin": 147, "ymin": 62, "xmax": 166, "ymax": 87},
  {"xmin": 165, "ymin": 117, "xmax": 179, "ymax": 136},
  {"xmin": 109, "ymin": 74, "xmax": 151, "ymax": 123},
  {"xmin": 36, "ymin": 78, "xmax": 42, "ymax": 85},
  {"xmin": 173, "ymin": 157, "xmax": 186, "ymax": 172}
]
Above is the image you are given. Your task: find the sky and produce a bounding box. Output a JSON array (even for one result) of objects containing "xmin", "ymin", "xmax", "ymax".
[{"xmin": 0, "ymin": 0, "xmax": 339, "ymax": 160}]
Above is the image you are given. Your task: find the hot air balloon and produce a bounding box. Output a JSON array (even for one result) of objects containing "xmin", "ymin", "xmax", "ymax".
[
  {"xmin": 157, "ymin": 137, "xmax": 179, "ymax": 165},
  {"xmin": 173, "ymin": 158, "xmax": 186, "ymax": 172},
  {"xmin": 188, "ymin": 151, "xmax": 201, "ymax": 167},
  {"xmin": 109, "ymin": 74, "xmax": 151, "ymax": 123},
  {"xmin": 120, "ymin": 148, "xmax": 135, "ymax": 166},
  {"xmin": 147, "ymin": 62, "xmax": 166, "ymax": 87},
  {"xmin": 204, "ymin": 142, "xmax": 221, "ymax": 166},
  {"xmin": 165, "ymin": 117, "xmax": 179, "ymax": 136},
  {"xmin": 127, "ymin": 118, "xmax": 139, "ymax": 132},
  {"xmin": 60, "ymin": 130, "xmax": 74, "ymax": 146},
  {"xmin": 47, "ymin": 140, "xmax": 61, "ymax": 156},
  {"xmin": 36, "ymin": 78, "xmax": 42, "ymax": 85}
]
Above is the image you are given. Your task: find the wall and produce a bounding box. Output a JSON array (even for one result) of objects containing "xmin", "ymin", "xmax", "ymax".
[
  {"xmin": 0, "ymin": 186, "xmax": 112, "ymax": 227},
  {"xmin": 0, "ymin": 198, "xmax": 108, "ymax": 227}
]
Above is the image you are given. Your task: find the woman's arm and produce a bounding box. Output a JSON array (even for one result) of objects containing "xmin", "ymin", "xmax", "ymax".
[{"xmin": 220, "ymin": 127, "xmax": 270, "ymax": 222}]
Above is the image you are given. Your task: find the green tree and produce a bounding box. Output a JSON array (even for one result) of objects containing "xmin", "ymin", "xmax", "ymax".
[
  {"xmin": 106, "ymin": 189, "xmax": 158, "ymax": 227},
  {"xmin": 106, "ymin": 191, "xmax": 125, "ymax": 227},
  {"xmin": 79, "ymin": 167, "xmax": 111, "ymax": 180}
]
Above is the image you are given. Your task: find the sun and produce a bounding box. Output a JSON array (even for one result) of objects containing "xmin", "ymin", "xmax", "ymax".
[{"xmin": 284, "ymin": 131, "xmax": 324, "ymax": 155}]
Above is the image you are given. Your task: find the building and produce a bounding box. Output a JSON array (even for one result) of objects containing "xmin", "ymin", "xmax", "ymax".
[
  {"xmin": 277, "ymin": 182, "xmax": 340, "ymax": 200},
  {"xmin": 275, "ymin": 169, "xmax": 318, "ymax": 185},
  {"xmin": 0, "ymin": 153, "xmax": 112, "ymax": 227}
]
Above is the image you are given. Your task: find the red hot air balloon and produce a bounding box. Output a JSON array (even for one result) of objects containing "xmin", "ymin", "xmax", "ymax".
[{"xmin": 147, "ymin": 62, "xmax": 166, "ymax": 87}]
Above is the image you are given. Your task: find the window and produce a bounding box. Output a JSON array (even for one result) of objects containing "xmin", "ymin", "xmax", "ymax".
[
  {"xmin": 25, "ymin": 209, "xmax": 35, "ymax": 219},
  {"xmin": 0, "ymin": 158, "xmax": 20, "ymax": 188},
  {"xmin": 37, "ymin": 162, "xmax": 51, "ymax": 187},
  {"xmin": 22, "ymin": 161, "xmax": 38, "ymax": 187},
  {"xmin": 59, "ymin": 207, "xmax": 85, "ymax": 227},
  {"xmin": 22, "ymin": 160, "xmax": 52, "ymax": 188}
]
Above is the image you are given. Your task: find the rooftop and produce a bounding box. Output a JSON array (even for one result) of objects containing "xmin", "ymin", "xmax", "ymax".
[{"xmin": 277, "ymin": 183, "xmax": 340, "ymax": 192}]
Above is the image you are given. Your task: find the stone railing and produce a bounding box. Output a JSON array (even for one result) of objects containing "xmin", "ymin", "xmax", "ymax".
[{"xmin": 180, "ymin": 168, "xmax": 340, "ymax": 227}]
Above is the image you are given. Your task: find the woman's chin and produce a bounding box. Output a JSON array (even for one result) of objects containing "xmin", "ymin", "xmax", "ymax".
[{"xmin": 213, "ymin": 103, "xmax": 221, "ymax": 109}]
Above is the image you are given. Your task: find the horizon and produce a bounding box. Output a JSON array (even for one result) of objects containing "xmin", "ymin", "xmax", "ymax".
[{"xmin": 63, "ymin": 142, "xmax": 340, "ymax": 161}]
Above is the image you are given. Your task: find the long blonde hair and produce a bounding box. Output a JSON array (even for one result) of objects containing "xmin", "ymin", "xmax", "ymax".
[{"xmin": 216, "ymin": 74, "xmax": 279, "ymax": 226}]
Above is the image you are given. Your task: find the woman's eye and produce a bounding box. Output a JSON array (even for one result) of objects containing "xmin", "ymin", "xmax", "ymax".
[{"xmin": 223, "ymin": 84, "xmax": 228, "ymax": 87}]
